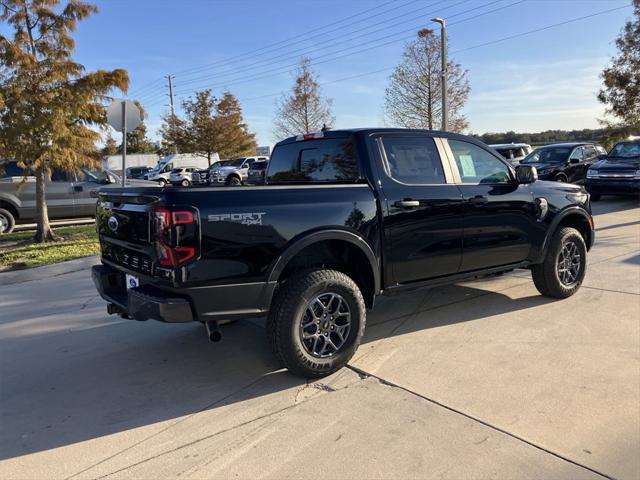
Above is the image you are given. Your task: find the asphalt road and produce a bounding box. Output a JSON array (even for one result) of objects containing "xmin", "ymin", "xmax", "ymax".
[{"xmin": 1, "ymin": 198, "xmax": 638, "ymax": 480}]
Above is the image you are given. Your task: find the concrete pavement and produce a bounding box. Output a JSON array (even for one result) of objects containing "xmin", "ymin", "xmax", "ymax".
[{"xmin": 0, "ymin": 197, "xmax": 638, "ymax": 479}]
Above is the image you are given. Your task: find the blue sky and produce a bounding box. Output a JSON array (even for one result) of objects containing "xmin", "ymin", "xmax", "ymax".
[{"xmin": 67, "ymin": 1, "xmax": 635, "ymax": 145}]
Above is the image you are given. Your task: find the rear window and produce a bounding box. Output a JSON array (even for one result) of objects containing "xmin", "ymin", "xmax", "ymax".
[
  {"xmin": 171, "ymin": 168, "xmax": 182, "ymax": 173},
  {"xmin": 0, "ymin": 162, "xmax": 26, "ymax": 178},
  {"xmin": 267, "ymin": 138, "xmax": 359, "ymax": 184},
  {"xmin": 250, "ymin": 161, "xmax": 268, "ymax": 171}
]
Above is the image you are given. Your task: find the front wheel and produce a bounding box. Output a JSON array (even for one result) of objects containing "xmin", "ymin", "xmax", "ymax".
[
  {"xmin": 267, "ymin": 269, "xmax": 366, "ymax": 378},
  {"xmin": 531, "ymin": 227, "xmax": 587, "ymax": 299},
  {"xmin": 226, "ymin": 176, "xmax": 242, "ymax": 186},
  {"xmin": 181, "ymin": 179, "xmax": 190, "ymax": 187},
  {"xmin": 158, "ymin": 178, "xmax": 167, "ymax": 187},
  {"xmin": 555, "ymin": 174, "xmax": 568, "ymax": 183}
]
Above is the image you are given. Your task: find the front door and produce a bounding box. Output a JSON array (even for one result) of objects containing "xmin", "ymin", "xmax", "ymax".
[
  {"xmin": 443, "ymin": 138, "xmax": 538, "ymax": 273},
  {"xmin": 377, "ymin": 133, "xmax": 464, "ymax": 284}
]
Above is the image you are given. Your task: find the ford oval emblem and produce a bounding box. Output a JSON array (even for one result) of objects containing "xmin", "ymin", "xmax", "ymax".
[{"xmin": 108, "ymin": 215, "xmax": 119, "ymax": 232}]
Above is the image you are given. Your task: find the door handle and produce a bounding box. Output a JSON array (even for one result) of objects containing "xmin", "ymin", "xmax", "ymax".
[
  {"xmin": 394, "ymin": 199, "xmax": 420, "ymax": 208},
  {"xmin": 467, "ymin": 195, "xmax": 488, "ymax": 206}
]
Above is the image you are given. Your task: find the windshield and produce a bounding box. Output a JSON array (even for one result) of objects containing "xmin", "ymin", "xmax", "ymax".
[
  {"xmin": 521, "ymin": 147, "xmax": 572, "ymax": 164},
  {"xmin": 80, "ymin": 168, "xmax": 110, "ymax": 184},
  {"xmin": 227, "ymin": 158, "xmax": 246, "ymax": 167},
  {"xmin": 609, "ymin": 141, "xmax": 640, "ymax": 159}
]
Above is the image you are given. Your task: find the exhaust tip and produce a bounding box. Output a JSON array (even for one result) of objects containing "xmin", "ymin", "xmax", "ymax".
[{"xmin": 205, "ymin": 321, "xmax": 222, "ymax": 343}]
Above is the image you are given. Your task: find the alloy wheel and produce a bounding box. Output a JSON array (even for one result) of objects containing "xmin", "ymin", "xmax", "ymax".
[
  {"xmin": 557, "ymin": 240, "xmax": 581, "ymax": 285},
  {"xmin": 300, "ymin": 292, "xmax": 351, "ymax": 358},
  {"xmin": 0, "ymin": 213, "xmax": 8, "ymax": 233}
]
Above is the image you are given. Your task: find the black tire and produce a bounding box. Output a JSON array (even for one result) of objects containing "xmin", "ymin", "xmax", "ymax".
[
  {"xmin": 590, "ymin": 193, "xmax": 601, "ymax": 201},
  {"xmin": 267, "ymin": 269, "xmax": 366, "ymax": 378},
  {"xmin": 181, "ymin": 179, "xmax": 190, "ymax": 187},
  {"xmin": 0, "ymin": 207, "xmax": 15, "ymax": 234},
  {"xmin": 226, "ymin": 176, "xmax": 241, "ymax": 186},
  {"xmin": 531, "ymin": 227, "xmax": 587, "ymax": 299},
  {"xmin": 158, "ymin": 178, "xmax": 167, "ymax": 187},
  {"xmin": 555, "ymin": 174, "xmax": 568, "ymax": 183}
]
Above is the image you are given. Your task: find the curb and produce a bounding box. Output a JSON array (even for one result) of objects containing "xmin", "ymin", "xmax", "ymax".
[{"xmin": 0, "ymin": 255, "xmax": 99, "ymax": 286}]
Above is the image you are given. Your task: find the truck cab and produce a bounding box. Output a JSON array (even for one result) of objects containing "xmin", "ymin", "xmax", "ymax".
[{"xmin": 92, "ymin": 129, "xmax": 594, "ymax": 378}]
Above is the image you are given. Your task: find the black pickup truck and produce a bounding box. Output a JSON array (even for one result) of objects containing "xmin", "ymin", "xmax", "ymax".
[{"xmin": 92, "ymin": 129, "xmax": 594, "ymax": 377}]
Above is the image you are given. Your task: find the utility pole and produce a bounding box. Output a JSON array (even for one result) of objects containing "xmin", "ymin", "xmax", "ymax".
[
  {"xmin": 165, "ymin": 74, "xmax": 178, "ymax": 153},
  {"xmin": 431, "ymin": 17, "xmax": 447, "ymax": 131}
]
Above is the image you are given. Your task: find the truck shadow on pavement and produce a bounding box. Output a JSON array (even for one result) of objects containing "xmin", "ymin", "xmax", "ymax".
[{"xmin": 0, "ymin": 274, "xmax": 558, "ymax": 462}]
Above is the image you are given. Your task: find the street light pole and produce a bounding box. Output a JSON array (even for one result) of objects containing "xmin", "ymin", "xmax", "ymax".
[{"xmin": 431, "ymin": 17, "xmax": 447, "ymax": 131}]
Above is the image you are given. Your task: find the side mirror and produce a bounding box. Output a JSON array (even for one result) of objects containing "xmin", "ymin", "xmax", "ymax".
[
  {"xmin": 515, "ymin": 165, "xmax": 537, "ymax": 184},
  {"xmin": 569, "ymin": 157, "xmax": 580, "ymax": 164}
]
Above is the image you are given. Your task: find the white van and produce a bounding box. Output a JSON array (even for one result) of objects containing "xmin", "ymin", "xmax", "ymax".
[{"xmin": 145, "ymin": 154, "xmax": 214, "ymax": 186}]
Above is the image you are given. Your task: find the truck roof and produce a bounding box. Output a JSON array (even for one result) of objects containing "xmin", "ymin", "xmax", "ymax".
[{"xmin": 275, "ymin": 128, "xmax": 482, "ymax": 146}]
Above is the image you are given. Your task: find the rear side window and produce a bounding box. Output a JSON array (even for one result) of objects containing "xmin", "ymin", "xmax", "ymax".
[
  {"xmin": 267, "ymin": 138, "xmax": 359, "ymax": 183},
  {"xmin": 381, "ymin": 136, "xmax": 446, "ymax": 185}
]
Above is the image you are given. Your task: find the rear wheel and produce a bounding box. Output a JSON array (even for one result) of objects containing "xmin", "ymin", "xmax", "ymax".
[
  {"xmin": 267, "ymin": 269, "xmax": 366, "ymax": 378},
  {"xmin": 181, "ymin": 179, "xmax": 190, "ymax": 187},
  {"xmin": 158, "ymin": 178, "xmax": 167, "ymax": 187},
  {"xmin": 0, "ymin": 208, "xmax": 15, "ymax": 234},
  {"xmin": 532, "ymin": 227, "xmax": 586, "ymax": 299}
]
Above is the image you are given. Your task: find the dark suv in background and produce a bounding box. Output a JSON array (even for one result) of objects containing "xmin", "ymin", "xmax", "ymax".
[
  {"xmin": 520, "ymin": 142, "xmax": 604, "ymax": 183},
  {"xmin": 586, "ymin": 138, "xmax": 640, "ymax": 200}
]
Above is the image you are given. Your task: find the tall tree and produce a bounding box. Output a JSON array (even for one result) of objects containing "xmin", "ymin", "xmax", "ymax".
[
  {"xmin": 385, "ymin": 28, "xmax": 470, "ymax": 132},
  {"xmin": 117, "ymin": 121, "xmax": 156, "ymax": 154},
  {"xmin": 181, "ymin": 89, "xmax": 219, "ymax": 165},
  {"xmin": 0, "ymin": 0, "xmax": 128, "ymax": 242},
  {"xmin": 273, "ymin": 58, "xmax": 334, "ymax": 140},
  {"xmin": 158, "ymin": 112, "xmax": 188, "ymax": 156},
  {"xmin": 102, "ymin": 132, "xmax": 118, "ymax": 156},
  {"xmin": 598, "ymin": 0, "xmax": 639, "ymax": 139},
  {"xmin": 215, "ymin": 91, "xmax": 256, "ymax": 159}
]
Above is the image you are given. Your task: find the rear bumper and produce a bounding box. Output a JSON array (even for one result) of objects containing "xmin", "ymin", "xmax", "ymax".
[
  {"xmin": 92, "ymin": 264, "xmax": 276, "ymax": 323},
  {"xmin": 586, "ymin": 178, "xmax": 640, "ymax": 195}
]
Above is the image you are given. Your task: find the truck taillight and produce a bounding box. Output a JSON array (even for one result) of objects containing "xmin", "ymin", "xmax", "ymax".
[{"xmin": 153, "ymin": 207, "xmax": 199, "ymax": 267}]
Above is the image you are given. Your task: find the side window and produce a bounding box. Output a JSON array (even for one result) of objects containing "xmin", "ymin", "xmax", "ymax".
[
  {"xmin": 50, "ymin": 169, "xmax": 72, "ymax": 182},
  {"xmin": 380, "ymin": 136, "xmax": 446, "ymax": 185},
  {"xmin": 267, "ymin": 139, "xmax": 359, "ymax": 183},
  {"xmin": 570, "ymin": 147, "xmax": 584, "ymax": 161},
  {"xmin": 449, "ymin": 139, "xmax": 511, "ymax": 184},
  {"xmin": 584, "ymin": 145, "xmax": 596, "ymax": 159}
]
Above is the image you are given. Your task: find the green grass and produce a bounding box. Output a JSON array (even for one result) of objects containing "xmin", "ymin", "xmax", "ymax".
[{"xmin": 0, "ymin": 224, "xmax": 99, "ymax": 271}]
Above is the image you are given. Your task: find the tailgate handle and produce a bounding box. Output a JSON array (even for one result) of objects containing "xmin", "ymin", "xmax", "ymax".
[{"xmin": 395, "ymin": 199, "xmax": 420, "ymax": 209}]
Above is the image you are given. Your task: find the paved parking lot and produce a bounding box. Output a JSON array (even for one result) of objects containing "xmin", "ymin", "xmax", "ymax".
[{"xmin": 1, "ymin": 198, "xmax": 638, "ymax": 480}]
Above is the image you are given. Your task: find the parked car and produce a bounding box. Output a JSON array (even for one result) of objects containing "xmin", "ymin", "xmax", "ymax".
[
  {"xmin": 246, "ymin": 159, "xmax": 269, "ymax": 185},
  {"xmin": 145, "ymin": 154, "xmax": 210, "ymax": 186},
  {"xmin": 519, "ymin": 142, "xmax": 603, "ymax": 183},
  {"xmin": 92, "ymin": 128, "xmax": 594, "ymax": 378},
  {"xmin": 0, "ymin": 162, "xmax": 156, "ymax": 234},
  {"xmin": 125, "ymin": 166, "xmax": 151, "ymax": 180},
  {"xmin": 192, "ymin": 160, "xmax": 231, "ymax": 185},
  {"xmin": 586, "ymin": 138, "xmax": 640, "ymax": 200},
  {"xmin": 489, "ymin": 143, "xmax": 532, "ymax": 165},
  {"xmin": 208, "ymin": 156, "xmax": 269, "ymax": 186},
  {"xmin": 169, "ymin": 167, "xmax": 199, "ymax": 187}
]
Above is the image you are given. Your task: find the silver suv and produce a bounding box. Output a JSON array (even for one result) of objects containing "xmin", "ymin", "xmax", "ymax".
[
  {"xmin": 0, "ymin": 162, "xmax": 155, "ymax": 233},
  {"xmin": 208, "ymin": 156, "xmax": 269, "ymax": 186}
]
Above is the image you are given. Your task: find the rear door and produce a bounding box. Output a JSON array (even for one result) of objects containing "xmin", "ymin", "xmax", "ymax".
[
  {"xmin": 376, "ymin": 133, "xmax": 464, "ymax": 284},
  {"xmin": 443, "ymin": 138, "xmax": 537, "ymax": 273}
]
